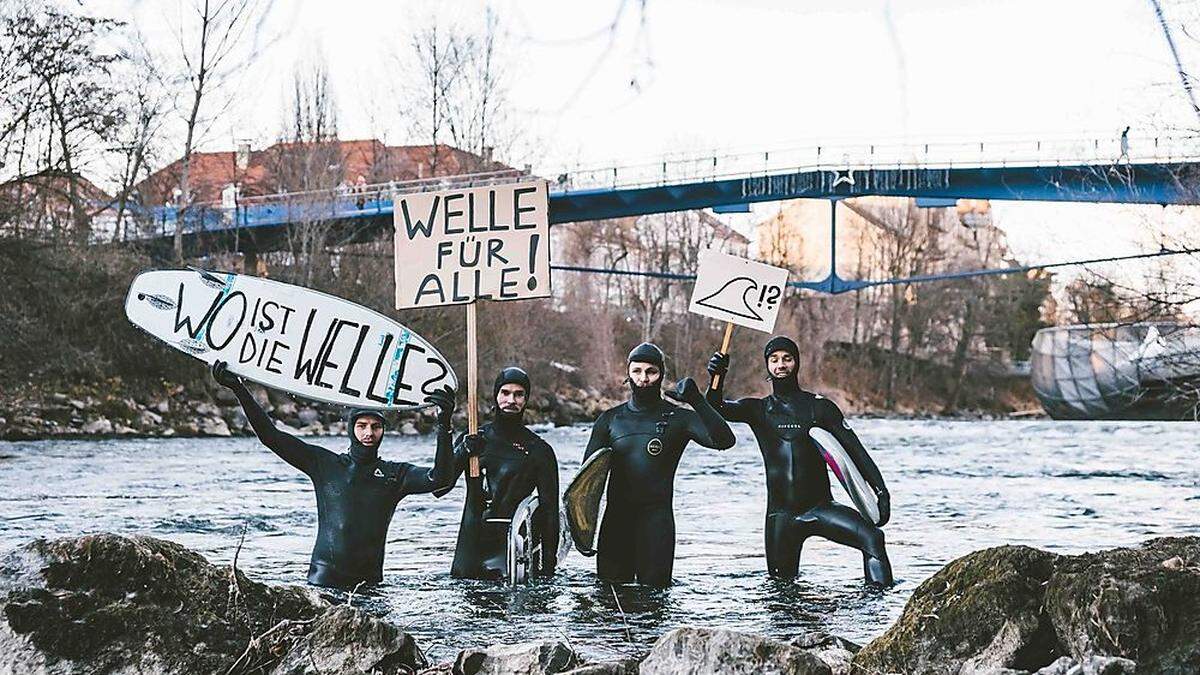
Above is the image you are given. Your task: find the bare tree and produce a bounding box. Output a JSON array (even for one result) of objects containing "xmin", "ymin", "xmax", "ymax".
[
  {"xmin": 267, "ymin": 51, "xmax": 342, "ymax": 285},
  {"xmin": 0, "ymin": 2, "xmax": 125, "ymax": 242},
  {"xmin": 401, "ymin": 20, "xmax": 468, "ymax": 176},
  {"xmin": 110, "ymin": 47, "xmax": 167, "ymax": 242},
  {"xmin": 166, "ymin": 0, "xmax": 273, "ymax": 260}
]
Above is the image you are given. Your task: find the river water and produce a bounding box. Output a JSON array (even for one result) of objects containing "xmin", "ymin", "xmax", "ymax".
[{"xmin": 1, "ymin": 420, "xmax": 1198, "ymax": 663}]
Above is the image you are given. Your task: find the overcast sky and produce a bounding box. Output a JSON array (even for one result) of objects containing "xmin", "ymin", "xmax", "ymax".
[{"xmin": 107, "ymin": 0, "xmax": 1200, "ymax": 279}]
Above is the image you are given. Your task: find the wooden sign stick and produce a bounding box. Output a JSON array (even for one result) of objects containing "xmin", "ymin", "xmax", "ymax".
[
  {"xmin": 709, "ymin": 321, "xmax": 735, "ymax": 391},
  {"xmin": 466, "ymin": 300, "xmax": 481, "ymax": 478}
]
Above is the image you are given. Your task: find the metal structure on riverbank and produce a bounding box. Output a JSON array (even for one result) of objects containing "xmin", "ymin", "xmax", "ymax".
[{"xmin": 1031, "ymin": 322, "xmax": 1200, "ymax": 420}]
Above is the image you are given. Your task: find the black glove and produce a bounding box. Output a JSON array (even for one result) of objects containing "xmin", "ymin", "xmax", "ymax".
[
  {"xmin": 665, "ymin": 377, "xmax": 703, "ymax": 405},
  {"xmin": 424, "ymin": 385, "xmax": 456, "ymax": 427},
  {"xmin": 463, "ymin": 433, "xmax": 485, "ymax": 456},
  {"xmin": 707, "ymin": 352, "xmax": 730, "ymax": 378},
  {"xmin": 875, "ymin": 489, "xmax": 891, "ymax": 527},
  {"xmin": 211, "ymin": 360, "xmax": 244, "ymax": 391}
]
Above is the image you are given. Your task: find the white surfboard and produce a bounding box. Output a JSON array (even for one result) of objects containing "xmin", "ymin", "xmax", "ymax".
[
  {"xmin": 125, "ymin": 269, "xmax": 457, "ymax": 411},
  {"xmin": 506, "ymin": 495, "xmax": 571, "ymax": 584},
  {"xmin": 808, "ymin": 427, "xmax": 882, "ymax": 526}
]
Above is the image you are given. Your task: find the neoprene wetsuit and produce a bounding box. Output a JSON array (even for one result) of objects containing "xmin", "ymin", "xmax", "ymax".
[
  {"xmin": 706, "ymin": 336, "xmax": 894, "ymax": 585},
  {"xmin": 584, "ymin": 342, "xmax": 736, "ymax": 588},
  {"xmin": 228, "ymin": 383, "xmax": 454, "ymax": 589},
  {"xmin": 441, "ymin": 368, "xmax": 561, "ymax": 580}
]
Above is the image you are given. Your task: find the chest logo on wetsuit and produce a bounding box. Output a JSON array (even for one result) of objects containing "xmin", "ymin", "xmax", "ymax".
[
  {"xmin": 646, "ymin": 438, "xmax": 663, "ymax": 456},
  {"xmin": 373, "ymin": 468, "xmax": 386, "ymax": 478}
]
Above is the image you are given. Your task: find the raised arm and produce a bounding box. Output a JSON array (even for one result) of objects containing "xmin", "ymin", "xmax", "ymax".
[
  {"xmin": 704, "ymin": 352, "xmax": 757, "ymax": 424},
  {"xmin": 815, "ymin": 398, "xmax": 891, "ymax": 525},
  {"xmin": 669, "ymin": 377, "xmax": 736, "ymax": 450},
  {"xmin": 534, "ymin": 442, "xmax": 561, "ymax": 575},
  {"xmin": 399, "ymin": 385, "xmax": 459, "ymax": 496},
  {"xmin": 212, "ymin": 360, "xmax": 320, "ymax": 475}
]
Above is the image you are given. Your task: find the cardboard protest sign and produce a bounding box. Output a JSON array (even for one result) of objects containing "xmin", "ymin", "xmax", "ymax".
[
  {"xmin": 393, "ymin": 179, "xmax": 551, "ymax": 309},
  {"xmin": 125, "ymin": 269, "xmax": 457, "ymax": 410},
  {"xmin": 688, "ymin": 249, "xmax": 790, "ymax": 333}
]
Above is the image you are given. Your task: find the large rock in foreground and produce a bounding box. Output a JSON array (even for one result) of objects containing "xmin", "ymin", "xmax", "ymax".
[
  {"xmin": 452, "ymin": 640, "xmax": 578, "ymax": 674},
  {"xmin": 853, "ymin": 537, "xmax": 1200, "ymax": 675},
  {"xmin": 1045, "ymin": 537, "xmax": 1200, "ymax": 674},
  {"xmin": 0, "ymin": 533, "xmax": 426, "ymax": 674},
  {"xmin": 640, "ymin": 627, "xmax": 831, "ymax": 675}
]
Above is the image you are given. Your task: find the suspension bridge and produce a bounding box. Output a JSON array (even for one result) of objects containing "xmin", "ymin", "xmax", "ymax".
[{"xmin": 127, "ymin": 134, "xmax": 1200, "ymax": 292}]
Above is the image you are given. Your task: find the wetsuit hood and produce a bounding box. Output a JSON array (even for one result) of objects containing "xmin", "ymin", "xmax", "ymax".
[
  {"xmin": 764, "ymin": 335, "xmax": 801, "ymax": 396},
  {"xmin": 627, "ymin": 342, "xmax": 665, "ymax": 409},
  {"xmin": 346, "ymin": 408, "xmax": 386, "ymax": 461},
  {"xmin": 492, "ymin": 366, "xmax": 530, "ymax": 432}
]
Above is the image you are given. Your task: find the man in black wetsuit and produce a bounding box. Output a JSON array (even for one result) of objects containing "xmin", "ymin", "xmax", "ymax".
[
  {"xmin": 440, "ymin": 367, "xmax": 561, "ymax": 580},
  {"xmin": 706, "ymin": 336, "xmax": 894, "ymax": 585},
  {"xmin": 584, "ymin": 342, "xmax": 736, "ymax": 587},
  {"xmin": 211, "ymin": 360, "xmax": 456, "ymax": 589}
]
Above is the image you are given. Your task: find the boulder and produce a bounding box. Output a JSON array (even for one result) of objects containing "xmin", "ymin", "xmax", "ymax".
[
  {"xmin": 400, "ymin": 421, "xmax": 420, "ymax": 436},
  {"xmin": 852, "ymin": 545, "xmax": 1061, "ymax": 675},
  {"xmin": 0, "ymin": 533, "xmax": 426, "ymax": 675},
  {"xmin": 1043, "ymin": 537, "xmax": 1200, "ymax": 674},
  {"xmin": 558, "ymin": 660, "xmax": 639, "ymax": 674},
  {"xmin": 81, "ymin": 417, "xmax": 113, "ymax": 435},
  {"xmin": 639, "ymin": 627, "xmax": 831, "ymax": 675},
  {"xmin": 453, "ymin": 640, "xmax": 578, "ymax": 675},
  {"xmin": 1034, "ymin": 655, "xmax": 1136, "ymax": 675},
  {"xmin": 853, "ymin": 537, "xmax": 1200, "ymax": 675},
  {"xmin": 200, "ymin": 416, "xmax": 232, "ymax": 437},
  {"xmin": 297, "ymin": 407, "xmax": 321, "ymax": 426},
  {"xmin": 192, "ymin": 401, "xmax": 220, "ymax": 417},
  {"xmin": 789, "ymin": 630, "xmax": 859, "ymax": 675},
  {"xmin": 270, "ymin": 605, "xmax": 427, "ymax": 675},
  {"xmin": 136, "ymin": 409, "xmax": 164, "ymax": 429},
  {"xmin": 223, "ymin": 406, "xmax": 250, "ymax": 431}
]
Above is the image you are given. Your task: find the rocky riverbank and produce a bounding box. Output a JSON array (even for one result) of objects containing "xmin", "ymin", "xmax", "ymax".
[
  {"xmin": 0, "ymin": 378, "xmax": 621, "ymax": 441},
  {"xmin": 0, "ymin": 377, "xmax": 1045, "ymax": 442},
  {"xmin": 2, "ymin": 533, "xmax": 1195, "ymax": 674}
]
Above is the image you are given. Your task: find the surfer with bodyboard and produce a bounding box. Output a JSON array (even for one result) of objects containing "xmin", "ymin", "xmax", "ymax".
[
  {"xmin": 578, "ymin": 342, "xmax": 736, "ymax": 588},
  {"xmin": 705, "ymin": 335, "xmax": 894, "ymax": 585},
  {"xmin": 437, "ymin": 367, "xmax": 564, "ymax": 582},
  {"xmin": 125, "ymin": 269, "xmax": 461, "ymax": 589}
]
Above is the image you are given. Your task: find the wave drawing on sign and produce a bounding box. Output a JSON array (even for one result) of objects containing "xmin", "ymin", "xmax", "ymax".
[{"xmin": 696, "ymin": 276, "xmax": 783, "ymax": 322}]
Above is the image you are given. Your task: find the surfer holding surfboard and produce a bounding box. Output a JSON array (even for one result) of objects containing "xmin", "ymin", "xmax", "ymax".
[
  {"xmin": 581, "ymin": 342, "xmax": 736, "ymax": 588},
  {"xmin": 438, "ymin": 367, "xmax": 562, "ymax": 581},
  {"xmin": 211, "ymin": 360, "xmax": 459, "ymax": 590},
  {"xmin": 705, "ymin": 336, "xmax": 894, "ymax": 586}
]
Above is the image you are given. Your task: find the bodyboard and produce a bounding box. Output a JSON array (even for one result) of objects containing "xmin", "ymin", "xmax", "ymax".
[
  {"xmin": 808, "ymin": 427, "xmax": 882, "ymax": 526},
  {"xmin": 507, "ymin": 494, "xmax": 540, "ymax": 584},
  {"xmin": 505, "ymin": 494, "xmax": 572, "ymax": 584},
  {"xmin": 563, "ymin": 447, "xmax": 612, "ymax": 556}
]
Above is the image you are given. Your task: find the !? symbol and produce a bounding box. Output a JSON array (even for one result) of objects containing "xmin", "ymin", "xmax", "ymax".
[{"xmin": 756, "ymin": 285, "xmax": 782, "ymax": 311}]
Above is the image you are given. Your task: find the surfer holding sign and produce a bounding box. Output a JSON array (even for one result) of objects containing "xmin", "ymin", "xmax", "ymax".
[
  {"xmin": 705, "ymin": 336, "xmax": 894, "ymax": 586},
  {"xmin": 438, "ymin": 367, "xmax": 562, "ymax": 581},
  {"xmin": 582, "ymin": 343, "xmax": 736, "ymax": 588},
  {"xmin": 212, "ymin": 361, "xmax": 458, "ymax": 590}
]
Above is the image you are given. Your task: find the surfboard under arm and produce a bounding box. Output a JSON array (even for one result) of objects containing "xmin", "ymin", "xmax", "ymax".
[
  {"xmin": 808, "ymin": 427, "xmax": 882, "ymax": 526},
  {"xmin": 563, "ymin": 447, "xmax": 612, "ymax": 556}
]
